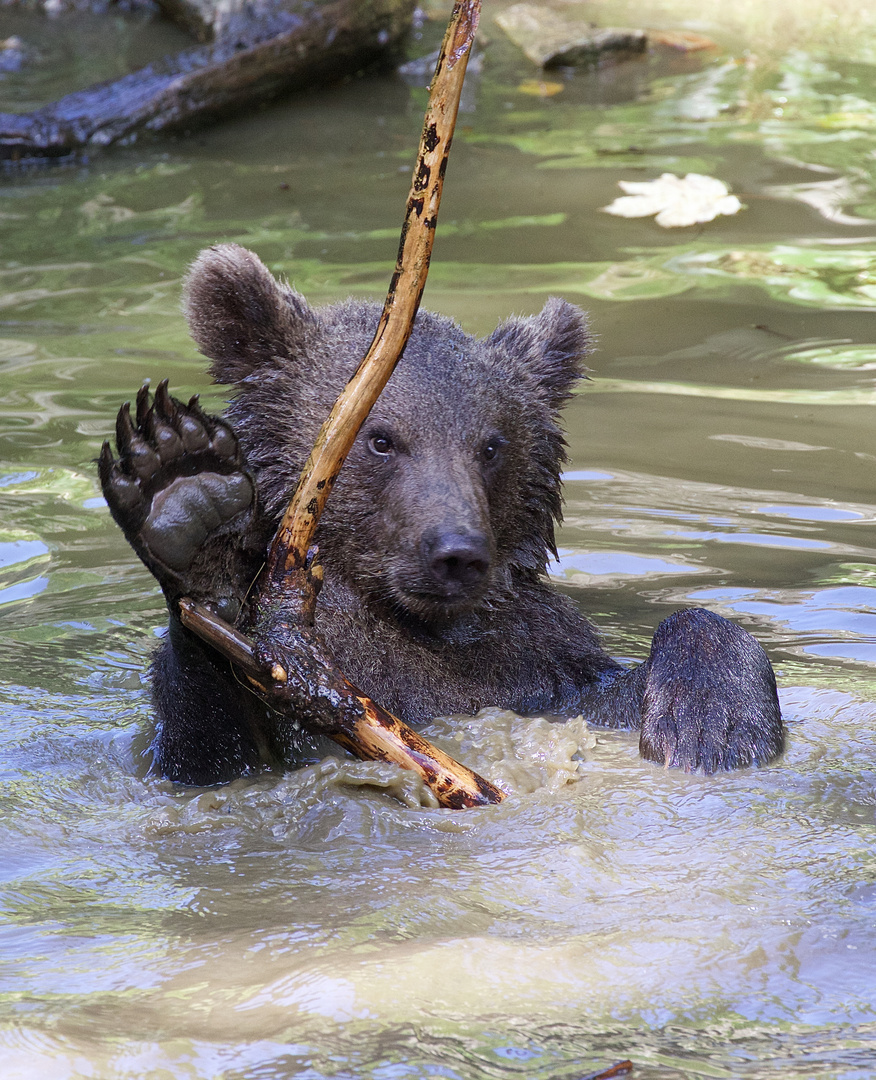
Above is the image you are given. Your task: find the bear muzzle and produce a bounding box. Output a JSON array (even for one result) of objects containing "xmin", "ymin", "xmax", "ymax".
[
  {"xmin": 421, "ymin": 530, "xmax": 492, "ymax": 594},
  {"xmin": 386, "ymin": 526, "xmax": 495, "ymax": 619}
]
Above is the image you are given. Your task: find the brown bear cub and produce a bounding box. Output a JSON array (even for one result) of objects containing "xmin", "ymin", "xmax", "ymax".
[{"xmin": 99, "ymin": 244, "xmax": 784, "ymax": 786}]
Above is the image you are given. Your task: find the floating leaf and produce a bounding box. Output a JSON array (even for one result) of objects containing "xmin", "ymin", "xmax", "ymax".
[
  {"xmin": 602, "ymin": 172, "xmax": 743, "ymax": 227},
  {"xmin": 517, "ymin": 79, "xmax": 564, "ymax": 98}
]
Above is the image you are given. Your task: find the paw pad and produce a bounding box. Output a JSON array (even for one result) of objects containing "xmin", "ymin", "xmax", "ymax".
[{"xmin": 99, "ymin": 380, "xmax": 255, "ymax": 584}]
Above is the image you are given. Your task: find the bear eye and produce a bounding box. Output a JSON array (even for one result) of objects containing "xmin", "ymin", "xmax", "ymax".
[
  {"xmin": 368, "ymin": 433, "xmax": 395, "ymax": 457},
  {"xmin": 480, "ymin": 439, "xmax": 503, "ymax": 464}
]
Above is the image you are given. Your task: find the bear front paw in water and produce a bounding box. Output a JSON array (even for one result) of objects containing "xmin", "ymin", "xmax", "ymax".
[
  {"xmin": 637, "ymin": 608, "xmax": 784, "ymax": 773},
  {"xmin": 100, "ymin": 243, "xmax": 784, "ymax": 784},
  {"xmin": 98, "ymin": 381, "xmax": 259, "ymax": 616}
]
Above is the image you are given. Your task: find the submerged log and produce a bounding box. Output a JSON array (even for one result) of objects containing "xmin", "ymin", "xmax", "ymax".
[{"xmin": 0, "ymin": 0, "xmax": 415, "ymax": 162}]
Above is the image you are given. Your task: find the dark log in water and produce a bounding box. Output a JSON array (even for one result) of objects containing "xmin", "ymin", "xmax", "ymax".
[{"xmin": 0, "ymin": 0, "xmax": 415, "ymax": 162}]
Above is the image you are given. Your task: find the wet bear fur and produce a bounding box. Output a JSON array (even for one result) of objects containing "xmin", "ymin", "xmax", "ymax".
[{"xmin": 100, "ymin": 244, "xmax": 784, "ymax": 785}]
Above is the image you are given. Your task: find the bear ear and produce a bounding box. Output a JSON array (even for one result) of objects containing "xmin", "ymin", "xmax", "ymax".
[
  {"xmin": 183, "ymin": 243, "xmax": 317, "ymax": 384},
  {"xmin": 486, "ymin": 297, "xmax": 592, "ymax": 409}
]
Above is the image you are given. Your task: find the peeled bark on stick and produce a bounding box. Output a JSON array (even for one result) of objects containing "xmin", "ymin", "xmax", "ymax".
[
  {"xmin": 0, "ymin": 0, "xmax": 415, "ymax": 162},
  {"xmin": 179, "ymin": 0, "xmax": 504, "ymax": 809}
]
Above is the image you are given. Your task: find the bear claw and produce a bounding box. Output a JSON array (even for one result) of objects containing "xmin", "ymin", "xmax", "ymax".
[{"xmin": 100, "ymin": 382, "xmax": 255, "ymax": 598}]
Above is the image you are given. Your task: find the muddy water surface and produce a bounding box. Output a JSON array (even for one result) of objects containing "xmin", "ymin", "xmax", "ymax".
[{"xmin": 1, "ymin": 1, "xmax": 876, "ymax": 1077}]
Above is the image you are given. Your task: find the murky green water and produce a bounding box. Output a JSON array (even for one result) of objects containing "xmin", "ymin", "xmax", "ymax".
[{"xmin": 2, "ymin": 2, "xmax": 876, "ymax": 1077}]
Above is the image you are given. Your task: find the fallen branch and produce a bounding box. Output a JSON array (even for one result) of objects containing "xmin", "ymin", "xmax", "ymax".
[
  {"xmin": 0, "ymin": 0, "xmax": 414, "ymax": 162},
  {"xmin": 178, "ymin": 597, "xmax": 503, "ymax": 808},
  {"xmin": 178, "ymin": 0, "xmax": 504, "ymax": 809}
]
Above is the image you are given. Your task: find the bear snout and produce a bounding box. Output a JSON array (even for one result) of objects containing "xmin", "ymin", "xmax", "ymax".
[{"xmin": 420, "ymin": 529, "xmax": 492, "ymax": 595}]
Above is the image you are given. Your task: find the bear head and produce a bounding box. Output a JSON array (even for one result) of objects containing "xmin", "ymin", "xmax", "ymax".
[{"xmin": 183, "ymin": 243, "xmax": 592, "ymax": 629}]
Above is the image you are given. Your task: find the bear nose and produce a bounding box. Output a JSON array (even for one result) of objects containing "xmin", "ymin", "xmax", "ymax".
[{"xmin": 423, "ymin": 531, "xmax": 491, "ymax": 589}]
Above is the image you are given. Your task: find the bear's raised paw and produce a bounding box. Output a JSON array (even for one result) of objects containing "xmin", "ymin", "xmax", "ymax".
[{"xmin": 98, "ymin": 381, "xmax": 255, "ymax": 603}]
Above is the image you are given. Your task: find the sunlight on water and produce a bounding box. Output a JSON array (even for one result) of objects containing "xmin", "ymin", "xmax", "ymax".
[{"xmin": 1, "ymin": 0, "xmax": 876, "ymax": 1077}]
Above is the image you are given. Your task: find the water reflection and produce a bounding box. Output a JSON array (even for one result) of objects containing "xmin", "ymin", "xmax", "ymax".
[{"xmin": 688, "ymin": 586, "xmax": 876, "ymax": 665}]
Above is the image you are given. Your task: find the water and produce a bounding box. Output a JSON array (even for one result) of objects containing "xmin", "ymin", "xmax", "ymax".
[{"xmin": 1, "ymin": 1, "xmax": 876, "ymax": 1076}]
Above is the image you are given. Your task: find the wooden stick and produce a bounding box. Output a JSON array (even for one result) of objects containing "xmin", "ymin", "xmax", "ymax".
[
  {"xmin": 177, "ymin": 2, "xmax": 503, "ymax": 808},
  {"xmin": 179, "ymin": 599, "xmax": 504, "ymax": 808},
  {"xmin": 259, "ymin": 0, "xmax": 482, "ymax": 607}
]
